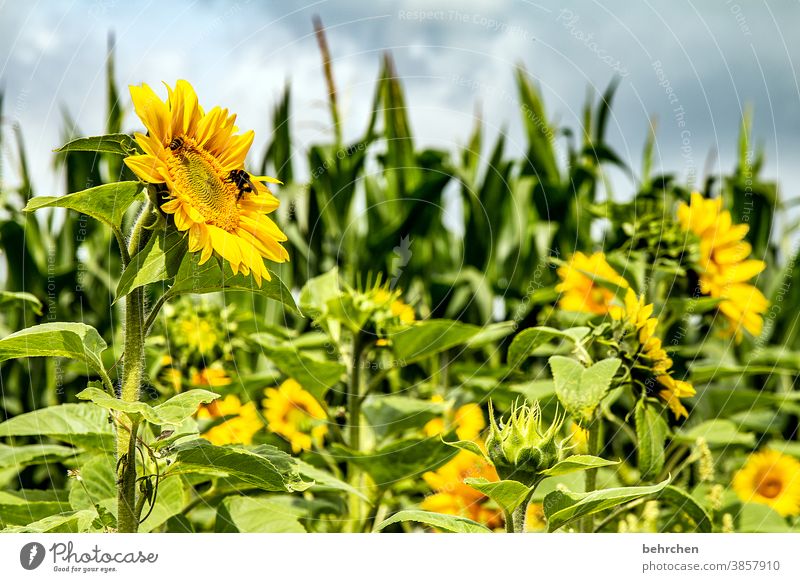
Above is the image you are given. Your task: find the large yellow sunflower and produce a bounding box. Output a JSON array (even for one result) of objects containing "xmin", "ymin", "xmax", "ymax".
[
  {"xmin": 733, "ymin": 449, "xmax": 800, "ymax": 517},
  {"xmin": 262, "ymin": 379, "xmax": 328, "ymax": 453},
  {"xmin": 124, "ymin": 80, "xmax": 288, "ymax": 284},
  {"xmin": 611, "ymin": 289, "xmax": 695, "ymax": 418},
  {"xmin": 423, "ymin": 395, "xmax": 486, "ymax": 441},
  {"xmin": 556, "ymin": 252, "xmax": 630, "ymax": 315},
  {"xmin": 677, "ymin": 192, "xmax": 767, "ymax": 340}
]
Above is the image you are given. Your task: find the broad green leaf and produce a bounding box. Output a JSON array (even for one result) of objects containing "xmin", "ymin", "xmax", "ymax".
[
  {"xmin": 169, "ymin": 252, "xmax": 300, "ymax": 314},
  {"xmin": 390, "ymin": 320, "xmax": 482, "ymax": 364},
  {"xmin": 77, "ymin": 387, "xmax": 219, "ymax": 425},
  {"xmin": 0, "ymin": 443, "xmax": 76, "ymax": 469},
  {"xmin": 251, "ymin": 339, "xmax": 344, "ymax": 403},
  {"xmin": 0, "ymin": 490, "xmax": 72, "ymax": 527},
  {"xmin": 539, "ymin": 455, "xmax": 619, "ymax": 477},
  {"xmin": 295, "ymin": 459, "xmax": 369, "ymax": 502},
  {"xmin": 362, "ymin": 394, "xmax": 445, "ymax": 440},
  {"xmin": 0, "ymin": 322, "xmax": 107, "ymax": 379},
  {"xmin": 138, "ymin": 474, "xmax": 186, "ymax": 533},
  {"xmin": 508, "ymin": 326, "xmax": 581, "ymax": 369},
  {"xmin": 56, "ymin": 133, "xmax": 138, "ymax": 156},
  {"xmin": 443, "ymin": 438, "xmax": 489, "ymax": 461},
  {"xmin": 0, "ymin": 291, "xmax": 42, "ymax": 315},
  {"xmin": 675, "ymin": 419, "xmax": 755, "ymax": 447},
  {"xmin": 375, "ymin": 509, "xmax": 491, "ymax": 533},
  {"xmin": 299, "ymin": 268, "xmax": 342, "ymax": 317},
  {"xmin": 657, "ymin": 486, "xmax": 712, "ymax": 533},
  {"xmin": 24, "ymin": 181, "xmax": 143, "ymax": 229},
  {"xmin": 2, "ymin": 509, "xmax": 98, "ymax": 533},
  {"xmin": 167, "ymin": 440, "xmax": 310, "ymax": 492},
  {"xmin": 464, "ymin": 478, "xmax": 532, "ymax": 515},
  {"xmin": 544, "ymin": 479, "xmax": 670, "ymax": 532},
  {"xmin": 549, "ymin": 356, "xmax": 621, "ymax": 422},
  {"xmin": 466, "ymin": 321, "xmax": 516, "ymax": 348},
  {"xmin": 116, "ymin": 227, "xmax": 187, "ymax": 298},
  {"xmin": 0, "ymin": 403, "xmax": 114, "ymax": 450},
  {"xmin": 334, "ymin": 435, "xmax": 454, "ymax": 486},
  {"xmin": 217, "ymin": 496, "xmax": 306, "ymax": 533},
  {"xmin": 68, "ymin": 454, "xmax": 115, "ymax": 514},
  {"xmin": 635, "ymin": 400, "xmax": 668, "ymax": 480},
  {"xmin": 738, "ymin": 502, "xmax": 793, "ymax": 533}
]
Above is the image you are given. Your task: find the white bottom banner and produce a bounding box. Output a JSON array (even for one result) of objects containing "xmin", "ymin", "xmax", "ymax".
[{"xmin": 1, "ymin": 534, "xmax": 798, "ymax": 581}]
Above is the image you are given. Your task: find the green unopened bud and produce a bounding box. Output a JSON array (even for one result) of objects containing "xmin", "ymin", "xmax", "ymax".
[{"xmin": 486, "ymin": 400, "xmax": 564, "ymax": 485}]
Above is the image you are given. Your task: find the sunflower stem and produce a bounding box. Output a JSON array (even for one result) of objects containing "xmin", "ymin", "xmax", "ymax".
[
  {"xmin": 346, "ymin": 331, "xmax": 366, "ymax": 531},
  {"xmin": 580, "ymin": 417, "xmax": 602, "ymax": 533},
  {"xmin": 116, "ymin": 203, "xmax": 152, "ymax": 533},
  {"xmin": 511, "ymin": 489, "xmax": 535, "ymax": 533}
]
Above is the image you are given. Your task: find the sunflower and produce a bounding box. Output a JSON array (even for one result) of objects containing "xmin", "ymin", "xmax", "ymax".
[
  {"xmin": 423, "ymin": 396, "xmax": 486, "ymax": 441},
  {"xmin": 197, "ymin": 394, "xmax": 262, "ymax": 446},
  {"xmin": 124, "ymin": 80, "xmax": 288, "ymax": 285},
  {"xmin": 677, "ymin": 192, "xmax": 768, "ymax": 340},
  {"xmin": 556, "ymin": 252, "xmax": 629, "ymax": 315},
  {"xmin": 611, "ymin": 288, "xmax": 695, "ymax": 418},
  {"xmin": 262, "ymin": 379, "xmax": 327, "ymax": 453},
  {"xmin": 191, "ymin": 366, "xmax": 231, "ymax": 387},
  {"xmin": 733, "ymin": 449, "xmax": 800, "ymax": 517},
  {"xmin": 421, "ymin": 447, "xmax": 502, "ymax": 528}
]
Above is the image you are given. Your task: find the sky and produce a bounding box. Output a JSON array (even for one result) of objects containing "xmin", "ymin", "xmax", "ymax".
[{"xmin": 1, "ymin": 0, "xmax": 799, "ymax": 209}]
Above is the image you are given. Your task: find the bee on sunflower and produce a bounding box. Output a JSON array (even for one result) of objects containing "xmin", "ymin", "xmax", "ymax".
[
  {"xmin": 124, "ymin": 80, "xmax": 289, "ymax": 284},
  {"xmin": 677, "ymin": 192, "xmax": 768, "ymax": 341}
]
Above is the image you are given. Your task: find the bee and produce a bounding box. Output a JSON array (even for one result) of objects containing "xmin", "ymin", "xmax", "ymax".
[
  {"xmin": 227, "ymin": 169, "xmax": 258, "ymax": 201},
  {"xmin": 168, "ymin": 137, "xmax": 184, "ymax": 151}
]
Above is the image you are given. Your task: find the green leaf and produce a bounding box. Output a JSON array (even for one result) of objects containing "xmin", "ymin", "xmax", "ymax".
[
  {"xmin": 138, "ymin": 474, "xmax": 186, "ymax": 533},
  {"xmin": 299, "ymin": 268, "xmax": 342, "ymax": 318},
  {"xmin": 362, "ymin": 394, "xmax": 445, "ymax": 440},
  {"xmin": 0, "ymin": 443, "xmax": 76, "ymax": 469},
  {"xmin": 466, "ymin": 321, "xmax": 516, "ymax": 348},
  {"xmin": 168, "ymin": 252, "xmax": 300, "ymax": 314},
  {"xmin": 666, "ymin": 296, "xmax": 723, "ymax": 315},
  {"xmin": 334, "ymin": 435, "xmax": 454, "ymax": 486},
  {"xmin": 539, "ymin": 455, "xmax": 619, "ymax": 477},
  {"xmin": 168, "ymin": 440, "xmax": 310, "ymax": 492},
  {"xmin": 543, "ymin": 479, "xmax": 670, "ymax": 532},
  {"xmin": 464, "ymin": 478, "xmax": 532, "ymax": 515},
  {"xmin": 116, "ymin": 227, "xmax": 187, "ymax": 298},
  {"xmin": 250, "ymin": 339, "xmax": 344, "ymax": 403},
  {"xmin": 217, "ymin": 496, "xmax": 306, "ymax": 533},
  {"xmin": 375, "ymin": 509, "xmax": 491, "ymax": 533},
  {"xmin": 549, "ymin": 356, "xmax": 621, "ymax": 422},
  {"xmin": 2, "ymin": 509, "xmax": 97, "ymax": 533},
  {"xmin": 56, "ymin": 133, "xmax": 138, "ymax": 156},
  {"xmin": 442, "ymin": 438, "xmax": 489, "ymax": 461},
  {"xmin": 24, "ymin": 181, "xmax": 143, "ymax": 230},
  {"xmin": 635, "ymin": 400, "xmax": 668, "ymax": 480},
  {"xmin": 0, "ymin": 490, "xmax": 72, "ymax": 527},
  {"xmin": 738, "ymin": 502, "xmax": 793, "ymax": 533},
  {"xmin": 0, "ymin": 322, "xmax": 108, "ymax": 379},
  {"xmin": 77, "ymin": 387, "xmax": 219, "ymax": 425},
  {"xmin": 657, "ymin": 486, "xmax": 712, "ymax": 533},
  {"xmin": 294, "ymin": 459, "xmax": 369, "ymax": 502},
  {"xmin": 390, "ymin": 320, "xmax": 482, "ymax": 364},
  {"xmin": 508, "ymin": 326, "xmax": 584, "ymax": 369},
  {"xmin": 0, "ymin": 403, "xmax": 114, "ymax": 450},
  {"xmin": 675, "ymin": 419, "xmax": 755, "ymax": 447},
  {"xmin": 0, "ymin": 291, "xmax": 43, "ymax": 315}
]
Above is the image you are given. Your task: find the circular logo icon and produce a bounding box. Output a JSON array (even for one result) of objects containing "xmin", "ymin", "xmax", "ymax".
[{"xmin": 20, "ymin": 542, "xmax": 46, "ymax": 570}]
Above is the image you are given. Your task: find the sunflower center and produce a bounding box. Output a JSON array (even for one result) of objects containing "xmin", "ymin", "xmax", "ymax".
[
  {"xmin": 168, "ymin": 138, "xmax": 240, "ymax": 232},
  {"xmin": 757, "ymin": 476, "xmax": 783, "ymax": 499}
]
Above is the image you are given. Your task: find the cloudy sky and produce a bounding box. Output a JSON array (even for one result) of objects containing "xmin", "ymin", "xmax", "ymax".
[{"xmin": 1, "ymin": 0, "xmax": 799, "ymax": 203}]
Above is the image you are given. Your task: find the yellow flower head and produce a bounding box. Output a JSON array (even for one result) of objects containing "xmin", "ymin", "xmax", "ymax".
[
  {"xmin": 733, "ymin": 449, "xmax": 800, "ymax": 517},
  {"xmin": 178, "ymin": 316, "xmax": 218, "ymax": 356},
  {"xmin": 556, "ymin": 252, "xmax": 630, "ymax": 315},
  {"xmin": 191, "ymin": 366, "xmax": 231, "ymax": 387},
  {"xmin": 124, "ymin": 80, "xmax": 288, "ymax": 285},
  {"xmin": 421, "ymin": 447, "xmax": 502, "ymax": 528},
  {"xmin": 424, "ymin": 397, "xmax": 486, "ymax": 442},
  {"xmin": 677, "ymin": 192, "xmax": 767, "ymax": 340},
  {"xmin": 197, "ymin": 394, "xmax": 262, "ymax": 446},
  {"xmin": 262, "ymin": 379, "xmax": 327, "ymax": 453},
  {"xmin": 612, "ymin": 288, "xmax": 695, "ymax": 419}
]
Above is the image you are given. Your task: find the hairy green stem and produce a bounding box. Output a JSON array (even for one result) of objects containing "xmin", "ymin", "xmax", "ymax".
[
  {"xmin": 511, "ymin": 489, "xmax": 536, "ymax": 533},
  {"xmin": 346, "ymin": 332, "xmax": 367, "ymax": 532},
  {"xmin": 580, "ymin": 418, "xmax": 602, "ymax": 533}
]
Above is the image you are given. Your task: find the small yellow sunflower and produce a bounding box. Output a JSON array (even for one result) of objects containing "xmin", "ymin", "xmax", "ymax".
[
  {"xmin": 421, "ymin": 447, "xmax": 502, "ymax": 528},
  {"xmin": 262, "ymin": 379, "xmax": 327, "ymax": 453},
  {"xmin": 191, "ymin": 366, "xmax": 231, "ymax": 387},
  {"xmin": 556, "ymin": 252, "xmax": 629, "ymax": 315},
  {"xmin": 525, "ymin": 502, "xmax": 546, "ymax": 532},
  {"xmin": 611, "ymin": 288, "xmax": 695, "ymax": 418},
  {"xmin": 423, "ymin": 396, "xmax": 486, "ymax": 441},
  {"xmin": 733, "ymin": 449, "xmax": 800, "ymax": 517},
  {"xmin": 677, "ymin": 192, "xmax": 768, "ymax": 340},
  {"xmin": 124, "ymin": 80, "xmax": 288, "ymax": 285},
  {"xmin": 197, "ymin": 394, "xmax": 263, "ymax": 446}
]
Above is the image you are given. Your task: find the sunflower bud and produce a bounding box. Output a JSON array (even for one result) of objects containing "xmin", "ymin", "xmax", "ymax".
[{"xmin": 485, "ymin": 400, "xmax": 564, "ymax": 485}]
